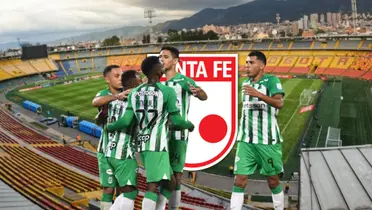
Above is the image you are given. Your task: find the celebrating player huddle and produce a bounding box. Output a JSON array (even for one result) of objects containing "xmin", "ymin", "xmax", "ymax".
[
  {"xmin": 93, "ymin": 48, "xmax": 285, "ymax": 210},
  {"xmin": 93, "ymin": 46, "xmax": 207, "ymax": 210}
]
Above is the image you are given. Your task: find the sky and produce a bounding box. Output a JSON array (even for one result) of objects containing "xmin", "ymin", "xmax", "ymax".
[{"xmin": 0, "ymin": 0, "xmax": 251, "ymax": 44}]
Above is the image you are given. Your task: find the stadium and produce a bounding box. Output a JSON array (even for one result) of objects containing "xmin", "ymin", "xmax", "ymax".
[{"xmin": 0, "ymin": 36, "xmax": 372, "ymax": 210}]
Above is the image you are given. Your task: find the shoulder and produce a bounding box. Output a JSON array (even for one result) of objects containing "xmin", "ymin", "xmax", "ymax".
[
  {"xmin": 241, "ymin": 78, "xmax": 251, "ymax": 85},
  {"xmin": 95, "ymin": 88, "xmax": 110, "ymax": 97},
  {"xmin": 157, "ymin": 83, "xmax": 176, "ymax": 96},
  {"xmin": 264, "ymin": 74, "xmax": 280, "ymax": 81}
]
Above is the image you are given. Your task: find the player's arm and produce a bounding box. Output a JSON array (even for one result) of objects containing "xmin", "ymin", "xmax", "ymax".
[
  {"xmin": 107, "ymin": 109, "xmax": 135, "ymax": 132},
  {"xmin": 107, "ymin": 92, "xmax": 135, "ymax": 131},
  {"xmin": 257, "ymin": 94, "xmax": 284, "ymax": 109},
  {"xmin": 186, "ymin": 78, "xmax": 208, "ymax": 101},
  {"xmin": 169, "ymin": 113, "xmax": 194, "ymax": 131},
  {"xmin": 92, "ymin": 90, "xmax": 131, "ymax": 107},
  {"xmin": 242, "ymin": 77, "xmax": 284, "ymax": 109},
  {"xmin": 167, "ymin": 88, "xmax": 194, "ymax": 131}
]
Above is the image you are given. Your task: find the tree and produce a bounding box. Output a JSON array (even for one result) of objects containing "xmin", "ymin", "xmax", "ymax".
[
  {"xmin": 157, "ymin": 37, "xmax": 163, "ymax": 43},
  {"xmin": 205, "ymin": 30, "xmax": 219, "ymax": 40},
  {"xmin": 102, "ymin": 35, "xmax": 120, "ymax": 46},
  {"xmin": 146, "ymin": 34, "xmax": 150, "ymax": 43},
  {"xmin": 297, "ymin": 29, "xmax": 304, "ymax": 36},
  {"xmin": 142, "ymin": 35, "xmax": 147, "ymax": 44}
]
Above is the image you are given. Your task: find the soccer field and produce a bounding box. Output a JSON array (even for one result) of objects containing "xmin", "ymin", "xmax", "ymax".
[{"xmin": 12, "ymin": 76, "xmax": 323, "ymax": 177}]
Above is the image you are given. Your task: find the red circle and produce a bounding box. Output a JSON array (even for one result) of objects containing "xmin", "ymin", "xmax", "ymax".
[{"xmin": 199, "ymin": 114, "xmax": 228, "ymax": 143}]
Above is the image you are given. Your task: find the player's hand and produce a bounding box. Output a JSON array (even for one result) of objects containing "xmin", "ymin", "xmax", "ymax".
[
  {"xmin": 116, "ymin": 89, "xmax": 132, "ymax": 100},
  {"xmin": 242, "ymin": 85, "xmax": 261, "ymax": 97},
  {"xmin": 188, "ymin": 121, "xmax": 195, "ymax": 132},
  {"xmin": 188, "ymin": 82, "xmax": 200, "ymax": 97}
]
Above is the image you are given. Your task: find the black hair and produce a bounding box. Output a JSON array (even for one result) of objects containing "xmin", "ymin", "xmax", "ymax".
[
  {"xmin": 248, "ymin": 51, "xmax": 267, "ymax": 65},
  {"xmin": 121, "ymin": 70, "xmax": 138, "ymax": 88},
  {"xmin": 160, "ymin": 46, "xmax": 180, "ymax": 59},
  {"xmin": 141, "ymin": 56, "xmax": 161, "ymax": 77},
  {"xmin": 103, "ymin": 65, "xmax": 120, "ymax": 77}
]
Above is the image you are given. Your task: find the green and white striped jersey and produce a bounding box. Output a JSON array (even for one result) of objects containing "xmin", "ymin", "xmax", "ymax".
[
  {"xmin": 237, "ymin": 74, "xmax": 285, "ymax": 145},
  {"xmin": 95, "ymin": 88, "xmax": 136, "ymax": 159},
  {"xmin": 127, "ymin": 82, "xmax": 180, "ymax": 152},
  {"xmin": 165, "ymin": 73, "xmax": 198, "ymax": 141}
]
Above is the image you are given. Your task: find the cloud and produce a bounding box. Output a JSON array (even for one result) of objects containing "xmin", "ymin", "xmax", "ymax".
[
  {"xmin": 117, "ymin": 0, "xmax": 251, "ymax": 11},
  {"xmin": 0, "ymin": 0, "xmax": 251, "ymax": 44}
]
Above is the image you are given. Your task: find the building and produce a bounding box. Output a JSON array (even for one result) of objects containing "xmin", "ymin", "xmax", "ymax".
[
  {"xmin": 304, "ymin": 15, "xmax": 309, "ymax": 30},
  {"xmin": 327, "ymin": 12, "xmax": 332, "ymax": 25}
]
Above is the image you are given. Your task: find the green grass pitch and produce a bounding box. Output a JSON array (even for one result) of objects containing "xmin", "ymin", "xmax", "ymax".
[{"xmin": 15, "ymin": 75, "xmax": 323, "ymax": 177}]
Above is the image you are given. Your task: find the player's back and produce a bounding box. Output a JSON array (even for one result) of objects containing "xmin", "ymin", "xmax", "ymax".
[{"xmin": 129, "ymin": 82, "xmax": 175, "ymax": 152}]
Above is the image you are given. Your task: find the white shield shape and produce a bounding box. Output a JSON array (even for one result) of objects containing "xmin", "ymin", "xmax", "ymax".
[{"xmin": 147, "ymin": 54, "xmax": 238, "ymax": 171}]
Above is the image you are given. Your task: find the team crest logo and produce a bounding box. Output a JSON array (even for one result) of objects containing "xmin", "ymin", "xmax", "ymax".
[{"xmin": 148, "ymin": 54, "xmax": 238, "ymax": 171}]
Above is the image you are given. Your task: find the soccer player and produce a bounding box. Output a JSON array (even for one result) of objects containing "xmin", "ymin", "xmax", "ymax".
[
  {"xmin": 159, "ymin": 46, "xmax": 208, "ymax": 210},
  {"xmin": 107, "ymin": 56, "xmax": 195, "ymax": 210},
  {"xmin": 230, "ymin": 51, "xmax": 285, "ymax": 210},
  {"xmin": 106, "ymin": 70, "xmax": 143, "ymax": 210},
  {"xmin": 92, "ymin": 65, "xmax": 132, "ymax": 210}
]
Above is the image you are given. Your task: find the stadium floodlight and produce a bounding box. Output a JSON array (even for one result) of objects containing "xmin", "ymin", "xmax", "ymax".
[{"xmin": 144, "ymin": 9, "xmax": 156, "ymax": 43}]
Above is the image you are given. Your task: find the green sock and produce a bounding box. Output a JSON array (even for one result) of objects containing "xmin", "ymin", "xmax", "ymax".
[
  {"xmin": 160, "ymin": 188, "xmax": 172, "ymax": 200},
  {"xmin": 271, "ymin": 185, "xmax": 282, "ymax": 194},
  {"xmin": 232, "ymin": 186, "xmax": 245, "ymax": 193},
  {"xmin": 123, "ymin": 190, "xmax": 138, "ymax": 200},
  {"xmin": 101, "ymin": 193, "xmax": 113, "ymax": 202}
]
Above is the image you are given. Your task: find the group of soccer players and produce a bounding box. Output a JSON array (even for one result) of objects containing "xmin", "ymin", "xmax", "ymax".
[
  {"xmin": 93, "ymin": 47, "xmax": 285, "ymax": 210},
  {"xmin": 93, "ymin": 46, "xmax": 207, "ymax": 210}
]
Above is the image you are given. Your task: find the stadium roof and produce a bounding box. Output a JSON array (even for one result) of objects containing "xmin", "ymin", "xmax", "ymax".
[
  {"xmin": 300, "ymin": 145, "xmax": 372, "ymax": 210},
  {"xmin": 0, "ymin": 180, "xmax": 42, "ymax": 210}
]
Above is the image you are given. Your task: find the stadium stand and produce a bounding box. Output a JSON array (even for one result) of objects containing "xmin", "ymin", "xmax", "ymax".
[
  {"xmin": 291, "ymin": 40, "xmax": 312, "ymax": 49},
  {"xmin": 29, "ymin": 59, "xmax": 52, "ymax": 73},
  {"xmin": 338, "ymin": 40, "xmax": 360, "ymax": 49},
  {"xmin": 0, "ymin": 130, "xmax": 18, "ymax": 144},
  {"xmin": 264, "ymin": 55, "xmax": 282, "ymax": 72},
  {"xmin": 0, "ymin": 179, "xmax": 42, "ymax": 210},
  {"xmin": 312, "ymin": 53, "xmax": 334, "ymax": 74},
  {"xmin": 2, "ymin": 37, "xmax": 372, "ymax": 84},
  {"xmin": 270, "ymin": 41, "xmax": 290, "ymax": 50},
  {"xmin": 312, "ymin": 40, "xmax": 337, "ymax": 49},
  {"xmin": 273, "ymin": 56, "xmax": 298, "ymax": 73},
  {"xmin": 324, "ymin": 56, "xmax": 354, "ymax": 75},
  {"xmin": 290, "ymin": 55, "xmax": 313, "ymax": 74},
  {"xmin": 0, "ymin": 145, "xmax": 99, "ymax": 209},
  {"xmin": 108, "ymin": 48, "xmax": 123, "ymax": 56},
  {"xmin": 187, "ymin": 43, "xmax": 207, "ymax": 52},
  {"xmin": 54, "ymin": 61, "xmax": 69, "ymax": 77},
  {"xmin": 359, "ymin": 40, "xmax": 372, "ymax": 50},
  {"xmin": 76, "ymin": 51, "xmax": 91, "ymax": 58},
  {"xmin": 78, "ymin": 58, "xmax": 93, "ymax": 72},
  {"xmin": 93, "ymin": 57, "xmax": 107, "ymax": 72},
  {"xmin": 0, "ymin": 58, "xmax": 57, "ymax": 82},
  {"xmin": 0, "ymin": 67, "xmax": 12, "ymax": 81},
  {"xmin": 0, "ymin": 109, "xmax": 57, "ymax": 144},
  {"xmin": 37, "ymin": 145, "xmax": 226, "ymax": 209},
  {"xmin": 37, "ymin": 145, "xmax": 99, "ymax": 176},
  {"xmin": 252, "ymin": 41, "xmax": 271, "ymax": 50},
  {"xmin": 0, "ymin": 60, "xmax": 26, "ymax": 78}
]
